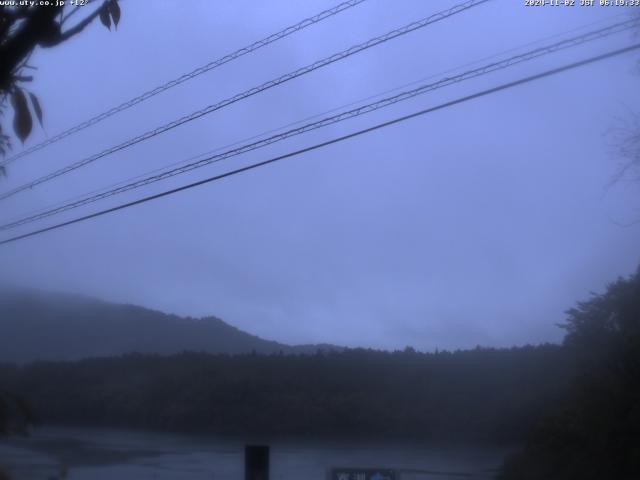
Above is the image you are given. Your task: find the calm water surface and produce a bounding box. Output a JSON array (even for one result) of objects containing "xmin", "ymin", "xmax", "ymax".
[{"xmin": 0, "ymin": 426, "xmax": 511, "ymax": 479}]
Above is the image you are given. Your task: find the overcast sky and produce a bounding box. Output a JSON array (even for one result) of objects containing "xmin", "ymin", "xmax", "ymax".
[{"xmin": 1, "ymin": 0, "xmax": 639, "ymax": 351}]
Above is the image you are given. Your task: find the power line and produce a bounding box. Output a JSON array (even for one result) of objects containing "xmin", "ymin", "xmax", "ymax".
[
  {"xmin": 2, "ymin": 17, "xmax": 637, "ymax": 232},
  {"xmin": 2, "ymin": 17, "xmax": 635, "ymax": 229},
  {"xmin": 0, "ymin": 0, "xmax": 369, "ymax": 168},
  {"xmin": 0, "ymin": 0, "xmax": 491, "ymax": 202},
  {"xmin": 6, "ymin": 11, "xmax": 629, "ymax": 227},
  {"xmin": 1, "ymin": 43, "xmax": 638, "ymax": 247}
]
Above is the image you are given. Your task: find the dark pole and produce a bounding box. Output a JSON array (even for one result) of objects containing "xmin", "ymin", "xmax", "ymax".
[{"xmin": 245, "ymin": 445, "xmax": 269, "ymax": 480}]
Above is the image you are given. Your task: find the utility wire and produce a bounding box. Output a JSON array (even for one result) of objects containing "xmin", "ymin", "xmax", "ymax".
[
  {"xmin": 1, "ymin": 17, "xmax": 637, "ymax": 232},
  {"xmin": 6, "ymin": 11, "xmax": 629, "ymax": 227},
  {"xmin": 0, "ymin": 0, "xmax": 491, "ymax": 201},
  {"xmin": 1, "ymin": 43, "xmax": 638, "ymax": 247},
  {"xmin": 0, "ymin": 0, "xmax": 369, "ymax": 167}
]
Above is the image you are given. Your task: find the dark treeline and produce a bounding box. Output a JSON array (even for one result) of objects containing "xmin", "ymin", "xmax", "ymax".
[
  {"xmin": 501, "ymin": 267, "xmax": 640, "ymax": 479},
  {"xmin": 0, "ymin": 344, "xmax": 572, "ymax": 443},
  {"xmin": 2, "ymin": 268, "xmax": 637, "ymax": 478}
]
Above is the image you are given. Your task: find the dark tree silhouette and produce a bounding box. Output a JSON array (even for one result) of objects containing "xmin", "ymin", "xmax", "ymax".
[
  {"xmin": 0, "ymin": 344, "xmax": 573, "ymax": 442},
  {"xmin": 0, "ymin": 4, "xmax": 122, "ymax": 471},
  {"xmin": 0, "ymin": 0, "xmax": 121, "ymax": 165},
  {"xmin": 501, "ymin": 267, "xmax": 640, "ymax": 480},
  {"xmin": 0, "ymin": 390, "xmax": 36, "ymax": 479},
  {"xmin": 0, "ymin": 390, "xmax": 35, "ymax": 435}
]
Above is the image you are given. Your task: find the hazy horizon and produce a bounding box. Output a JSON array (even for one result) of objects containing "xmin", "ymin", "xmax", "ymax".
[
  {"xmin": 1, "ymin": 0, "xmax": 639, "ymax": 352},
  {"xmin": 0, "ymin": 281, "xmax": 572, "ymax": 351}
]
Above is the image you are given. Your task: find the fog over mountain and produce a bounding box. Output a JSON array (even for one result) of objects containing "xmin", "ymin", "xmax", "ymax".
[
  {"xmin": 0, "ymin": 289, "xmax": 340, "ymax": 363},
  {"xmin": 2, "ymin": 0, "xmax": 639, "ymax": 353}
]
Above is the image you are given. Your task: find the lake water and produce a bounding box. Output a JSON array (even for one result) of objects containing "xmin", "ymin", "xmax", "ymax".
[{"xmin": 0, "ymin": 426, "xmax": 511, "ymax": 479}]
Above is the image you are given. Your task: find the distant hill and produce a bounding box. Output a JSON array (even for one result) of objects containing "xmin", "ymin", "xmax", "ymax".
[{"xmin": 0, "ymin": 288, "xmax": 340, "ymax": 363}]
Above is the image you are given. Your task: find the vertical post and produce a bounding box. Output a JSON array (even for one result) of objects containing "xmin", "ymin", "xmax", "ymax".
[{"xmin": 245, "ymin": 445, "xmax": 269, "ymax": 480}]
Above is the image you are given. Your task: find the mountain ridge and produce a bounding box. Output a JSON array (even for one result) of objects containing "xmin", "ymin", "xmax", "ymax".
[{"xmin": 0, "ymin": 288, "xmax": 342, "ymax": 363}]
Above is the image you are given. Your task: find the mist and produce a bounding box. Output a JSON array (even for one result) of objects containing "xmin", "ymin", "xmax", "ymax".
[{"xmin": 1, "ymin": 1, "xmax": 639, "ymax": 479}]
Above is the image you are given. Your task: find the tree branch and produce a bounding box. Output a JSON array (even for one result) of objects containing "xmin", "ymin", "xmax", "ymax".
[
  {"xmin": 60, "ymin": 5, "xmax": 83, "ymax": 26},
  {"xmin": 0, "ymin": 7, "xmax": 61, "ymax": 89},
  {"xmin": 50, "ymin": 1, "xmax": 109, "ymax": 46}
]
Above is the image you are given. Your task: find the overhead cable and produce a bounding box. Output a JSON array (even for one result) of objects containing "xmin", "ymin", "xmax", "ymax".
[
  {"xmin": 0, "ymin": 0, "xmax": 369, "ymax": 167},
  {"xmin": 1, "ymin": 42, "xmax": 638, "ymax": 246},
  {"xmin": 0, "ymin": 0, "xmax": 491, "ymax": 201},
  {"xmin": 1, "ymin": 17, "xmax": 636, "ymax": 231}
]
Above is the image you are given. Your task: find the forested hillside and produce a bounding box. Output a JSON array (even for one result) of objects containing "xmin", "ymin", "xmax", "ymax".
[{"xmin": 0, "ymin": 345, "xmax": 572, "ymax": 443}]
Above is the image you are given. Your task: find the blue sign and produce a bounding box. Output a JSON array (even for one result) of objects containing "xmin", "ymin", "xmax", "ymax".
[{"xmin": 330, "ymin": 468, "xmax": 396, "ymax": 480}]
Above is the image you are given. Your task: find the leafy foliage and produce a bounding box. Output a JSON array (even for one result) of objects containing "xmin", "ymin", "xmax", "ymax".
[
  {"xmin": 100, "ymin": 0, "xmax": 121, "ymax": 30},
  {"xmin": 0, "ymin": 97, "xmax": 10, "ymax": 169},
  {"xmin": 27, "ymin": 91, "xmax": 43, "ymax": 127},
  {"xmin": 500, "ymin": 267, "xmax": 640, "ymax": 479},
  {"xmin": 0, "ymin": 0, "xmax": 121, "ymax": 153},
  {"xmin": 10, "ymin": 88, "xmax": 32, "ymax": 143},
  {"xmin": 108, "ymin": 1, "xmax": 121, "ymax": 28}
]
